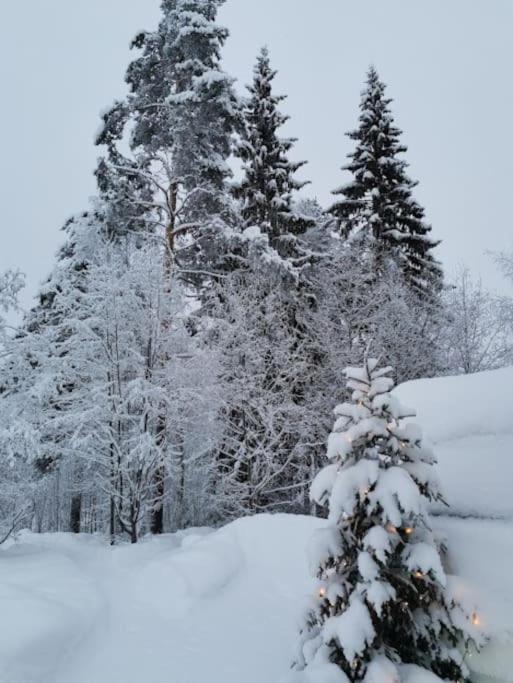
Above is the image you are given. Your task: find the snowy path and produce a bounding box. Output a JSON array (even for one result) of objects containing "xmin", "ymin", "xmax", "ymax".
[
  {"xmin": 52, "ymin": 538, "xmax": 192, "ymax": 682},
  {"xmin": 0, "ymin": 517, "xmax": 316, "ymax": 683}
]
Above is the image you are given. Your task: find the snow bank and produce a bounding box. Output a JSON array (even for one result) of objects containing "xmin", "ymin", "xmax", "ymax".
[
  {"xmin": 0, "ymin": 533, "xmax": 103, "ymax": 683},
  {"xmin": 396, "ymin": 367, "xmax": 513, "ymax": 443},
  {"xmin": 130, "ymin": 526, "xmax": 243, "ymax": 620},
  {"xmin": 395, "ymin": 367, "xmax": 513, "ymax": 518}
]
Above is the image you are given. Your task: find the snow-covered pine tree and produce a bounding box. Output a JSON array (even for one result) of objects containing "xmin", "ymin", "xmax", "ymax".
[
  {"xmin": 99, "ymin": 0, "xmax": 241, "ymax": 275},
  {"xmin": 126, "ymin": 0, "xmax": 237, "ymax": 193},
  {"xmin": 95, "ymin": 0, "xmax": 242, "ymax": 532},
  {"xmin": 294, "ymin": 358, "xmax": 482, "ymax": 682},
  {"xmin": 235, "ymin": 47, "xmax": 313, "ymax": 261},
  {"xmin": 329, "ymin": 67, "xmax": 442, "ymax": 298}
]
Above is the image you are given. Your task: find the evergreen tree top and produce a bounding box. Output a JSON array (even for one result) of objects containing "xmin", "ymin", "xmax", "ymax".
[
  {"xmin": 235, "ymin": 47, "xmax": 314, "ymax": 267},
  {"xmin": 329, "ymin": 67, "xmax": 443, "ymax": 298},
  {"xmin": 344, "ymin": 66, "xmax": 407, "ymax": 174},
  {"xmin": 99, "ymin": 0, "xmax": 238, "ymax": 188},
  {"xmin": 96, "ymin": 0, "xmax": 241, "ymax": 278}
]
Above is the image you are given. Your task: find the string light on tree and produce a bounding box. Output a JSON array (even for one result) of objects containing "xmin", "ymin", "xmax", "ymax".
[{"xmin": 296, "ymin": 358, "xmax": 484, "ymax": 681}]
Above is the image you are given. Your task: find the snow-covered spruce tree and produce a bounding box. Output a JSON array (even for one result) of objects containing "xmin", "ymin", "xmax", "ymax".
[
  {"xmin": 0, "ymin": 219, "xmax": 97, "ymax": 534},
  {"xmin": 295, "ymin": 358, "xmax": 482, "ymax": 682},
  {"xmin": 9, "ymin": 175, "xmax": 152, "ymax": 534},
  {"xmin": 205, "ymin": 49, "xmax": 331, "ymax": 516},
  {"xmin": 235, "ymin": 47, "xmax": 313, "ymax": 260},
  {"xmin": 329, "ymin": 67, "xmax": 442, "ymax": 298}
]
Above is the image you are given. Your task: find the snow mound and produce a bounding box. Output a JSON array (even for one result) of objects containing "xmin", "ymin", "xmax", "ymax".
[
  {"xmin": 395, "ymin": 366, "xmax": 513, "ymax": 442},
  {"xmin": 0, "ymin": 533, "xmax": 103, "ymax": 683},
  {"xmin": 395, "ymin": 366, "xmax": 513, "ymax": 518},
  {"xmin": 131, "ymin": 526, "xmax": 243, "ymax": 619}
]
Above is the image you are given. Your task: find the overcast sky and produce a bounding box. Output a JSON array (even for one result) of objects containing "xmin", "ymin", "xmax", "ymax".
[{"xmin": 1, "ymin": 0, "xmax": 512, "ymax": 310}]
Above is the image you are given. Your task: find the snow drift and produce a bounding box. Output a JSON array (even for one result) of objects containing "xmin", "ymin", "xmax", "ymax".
[{"xmin": 395, "ymin": 366, "xmax": 513, "ymax": 519}]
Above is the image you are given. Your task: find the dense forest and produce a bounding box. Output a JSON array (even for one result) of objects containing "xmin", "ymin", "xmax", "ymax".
[{"xmin": 0, "ymin": 0, "xmax": 511, "ymax": 550}]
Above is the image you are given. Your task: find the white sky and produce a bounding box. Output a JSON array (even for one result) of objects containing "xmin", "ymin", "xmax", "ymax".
[{"xmin": 1, "ymin": 0, "xmax": 512, "ymax": 310}]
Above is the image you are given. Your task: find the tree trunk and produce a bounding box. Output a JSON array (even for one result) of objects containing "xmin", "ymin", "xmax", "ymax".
[
  {"xmin": 166, "ymin": 181, "xmax": 178, "ymax": 259},
  {"xmin": 109, "ymin": 436, "xmax": 116, "ymax": 545},
  {"xmin": 130, "ymin": 503, "xmax": 138, "ymax": 544},
  {"xmin": 150, "ymin": 464, "xmax": 165, "ymax": 535},
  {"xmin": 150, "ymin": 181, "xmax": 178, "ymax": 535},
  {"xmin": 70, "ymin": 494, "xmax": 82, "ymax": 534}
]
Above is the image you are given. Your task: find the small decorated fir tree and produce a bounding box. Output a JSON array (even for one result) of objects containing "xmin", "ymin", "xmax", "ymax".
[{"xmin": 293, "ymin": 358, "xmax": 483, "ymax": 683}]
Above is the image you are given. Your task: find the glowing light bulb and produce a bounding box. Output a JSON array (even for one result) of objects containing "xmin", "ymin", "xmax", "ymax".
[
  {"xmin": 471, "ymin": 612, "xmax": 480, "ymax": 626},
  {"xmin": 414, "ymin": 571, "xmax": 424, "ymax": 579},
  {"xmin": 404, "ymin": 526, "xmax": 413, "ymax": 536},
  {"xmin": 318, "ymin": 587, "xmax": 326, "ymax": 598}
]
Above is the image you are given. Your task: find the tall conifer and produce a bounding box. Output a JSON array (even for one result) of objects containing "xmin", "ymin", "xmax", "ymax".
[
  {"xmin": 235, "ymin": 47, "xmax": 313, "ymax": 261},
  {"xmin": 329, "ymin": 67, "xmax": 442, "ymax": 297}
]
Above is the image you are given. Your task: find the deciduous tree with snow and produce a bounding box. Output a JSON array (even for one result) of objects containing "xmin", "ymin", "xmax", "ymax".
[
  {"xmin": 442, "ymin": 267, "xmax": 513, "ymax": 375},
  {"xmin": 0, "ymin": 269, "xmax": 29, "ymax": 544},
  {"xmin": 0, "ymin": 270, "xmax": 23, "ymax": 338},
  {"xmin": 293, "ymin": 358, "xmax": 483, "ymax": 683}
]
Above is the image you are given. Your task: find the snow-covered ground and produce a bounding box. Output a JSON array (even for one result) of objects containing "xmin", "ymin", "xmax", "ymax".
[
  {"xmin": 0, "ymin": 515, "xmax": 512, "ymax": 683},
  {"xmin": 0, "ymin": 367, "xmax": 512, "ymax": 683},
  {"xmin": 0, "ymin": 517, "xmax": 317, "ymax": 683}
]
